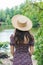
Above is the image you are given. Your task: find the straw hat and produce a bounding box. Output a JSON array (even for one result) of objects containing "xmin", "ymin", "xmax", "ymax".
[{"xmin": 12, "ymin": 14, "xmax": 32, "ymax": 31}]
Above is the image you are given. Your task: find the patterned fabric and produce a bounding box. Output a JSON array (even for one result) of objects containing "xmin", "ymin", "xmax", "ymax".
[{"xmin": 10, "ymin": 34, "xmax": 34, "ymax": 65}]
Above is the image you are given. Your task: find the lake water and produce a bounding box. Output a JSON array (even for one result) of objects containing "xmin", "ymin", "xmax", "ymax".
[
  {"xmin": 0, "ymin": 29, "xmax": 15, "ymax": 53},
  {"xmin": 0, "ymin": 29, "xmax": 14, "ymax": 42}
]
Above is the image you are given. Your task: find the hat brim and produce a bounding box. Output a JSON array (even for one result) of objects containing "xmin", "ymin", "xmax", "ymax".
[{"xmin": 12, "ymin": 14, "xmax": 32, "ymax": 31}]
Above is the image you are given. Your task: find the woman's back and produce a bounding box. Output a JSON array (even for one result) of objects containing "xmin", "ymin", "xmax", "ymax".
[
  {"xmin": 10, "ymin": 29, "xmax": 34, "ymax": 65},
  {"xmin": 10, "ymin": 14, "xmax": 34, "ymax": 65}
]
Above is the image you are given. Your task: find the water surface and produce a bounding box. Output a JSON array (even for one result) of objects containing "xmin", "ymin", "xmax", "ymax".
[{"xmin": 0, "ymin": 29, "xmax": 14, "ymax": 42}]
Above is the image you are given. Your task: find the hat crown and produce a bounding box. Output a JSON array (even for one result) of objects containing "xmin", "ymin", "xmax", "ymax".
[
  {"xmin": 17, "ymin": 20, "xmax": 27, "ymax": 28},
  {"xmin": 17, "ymin": 16, "xmax": 27, "ymax": 24},
  {"xmin": 17, "ymin": 16, "xmax": 27, "ymax": 28}
]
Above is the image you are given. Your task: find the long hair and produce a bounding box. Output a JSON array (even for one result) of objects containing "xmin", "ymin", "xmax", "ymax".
[{"xmin": 14, "ymin": 29, "xmax": 34, "ymax": 45}]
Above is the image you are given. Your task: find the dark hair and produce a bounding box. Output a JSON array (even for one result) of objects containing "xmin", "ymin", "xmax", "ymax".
[{"xmin": 14, "ymin": 29, "xmax": 34, "ymax": 45}]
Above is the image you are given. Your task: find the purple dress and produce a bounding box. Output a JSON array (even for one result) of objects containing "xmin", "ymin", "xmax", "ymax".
[{"xmin": 10, "ymin": 34, "xmax": 34, "ymax": 65}]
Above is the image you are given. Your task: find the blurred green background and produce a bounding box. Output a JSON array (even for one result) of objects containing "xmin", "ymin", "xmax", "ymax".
[{"xmin": 0, "ymin": 0, "xmax": 43, "ymax": 65}]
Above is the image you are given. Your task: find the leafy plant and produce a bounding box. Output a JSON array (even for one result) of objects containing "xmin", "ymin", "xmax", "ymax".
[
  {"xmin": 34, "ymin": 27, "xmax": 43, "ymax": 65},
  {"xmin": 0, "ymin": 60, "xmax": 3, "ymax": 64},
  {"xmin": 0, "ymin": 42, "xmax": 9, "ymax": 48}
]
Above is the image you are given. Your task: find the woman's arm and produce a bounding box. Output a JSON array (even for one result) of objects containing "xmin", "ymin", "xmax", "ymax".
[
  {"xmin": 10, "ymin": 45, "xmax": 14, "ymax": 56},
  {"xmin": 10, "ymin": 34, "xmax": 15, "ymax": 56},
  {"xmin": 29, "ymin": 46, "xmax": 34, "ymax": 56}
]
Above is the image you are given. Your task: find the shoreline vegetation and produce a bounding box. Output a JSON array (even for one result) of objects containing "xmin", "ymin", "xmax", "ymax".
[{"xmin": 0, "ymin": 25, "xmax": 14, "ymax": 32}]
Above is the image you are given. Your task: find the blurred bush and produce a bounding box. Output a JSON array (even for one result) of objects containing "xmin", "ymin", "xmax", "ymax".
[{"xmin": 0, "ymin": 42, "xmax": 9, "ymax": 48}]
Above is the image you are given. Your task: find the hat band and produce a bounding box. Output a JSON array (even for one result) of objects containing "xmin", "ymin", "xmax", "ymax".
[{"xmin": 17, "ymin": 21, "xmax": 27, "ymax": 28}]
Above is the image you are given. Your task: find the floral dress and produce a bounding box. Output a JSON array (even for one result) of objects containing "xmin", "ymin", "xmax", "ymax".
[{"xmin": 10, "ymin": 34, "xmax": 34, "ymax": 65}]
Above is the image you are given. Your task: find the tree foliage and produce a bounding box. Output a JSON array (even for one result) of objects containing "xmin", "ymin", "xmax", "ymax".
[
  {"xmin": 34, "ymin": 2, "xmax": 43, "ymax": 65},
  {"xmin": 0, "ymin": 1, "xmax": 41, "ymax": 28}
]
